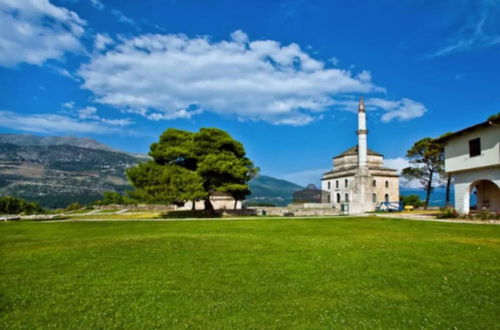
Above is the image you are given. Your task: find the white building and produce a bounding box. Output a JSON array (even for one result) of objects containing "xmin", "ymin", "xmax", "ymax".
[
  {"xmin": 321, "ymin": 98, "xmax": 400, "ymax": 213},
  {"xmin": 437, "ymin": 117, "xmax": 500, "ymax": 214}
]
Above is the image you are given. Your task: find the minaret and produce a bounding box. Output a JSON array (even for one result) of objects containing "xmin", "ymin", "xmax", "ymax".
[{"xmin": 357, "ymin": 97, "xmax": 368, "ymax": 168}]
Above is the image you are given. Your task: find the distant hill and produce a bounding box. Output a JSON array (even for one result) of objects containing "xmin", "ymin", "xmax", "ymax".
[
  {"xmin": 0, "ymin": 133, "xmax": 115, "ymax": 151},
  {"xmin": 247, "ymin": 175, "xmax": 304, "ymax": 206},
  {"xmin": 0, "ymin": 134, "xmax": 303, "ymax": 208},
  {"xmin": 0, "ymin": 142, "xmax": 144, "ymax": 208}
]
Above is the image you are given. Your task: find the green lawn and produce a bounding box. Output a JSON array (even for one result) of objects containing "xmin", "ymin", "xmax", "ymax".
[{"xmin": 1, "ymin": 217, "xmax": 499, "ymax": 329}]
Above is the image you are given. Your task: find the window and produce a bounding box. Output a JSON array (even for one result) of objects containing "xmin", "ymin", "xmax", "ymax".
[
  {"xmin": 372, "ymin": 193, "xmax": 377, "ymax": 203},
  {"xmin": 345, "ymin": 179, "xmax": 348, "ymax": 188},
  {"xmin": 469, "ymin": 138, "xmax": 481, "ymax": 157},
  {"xmin": 336, "ymin": 193, "xmax": 341, "ymax": 203},
  {"xmin": 335, "ymin": 180, "xmax": 339, "ymax": 188},
  {"xmin": 372, "ymin": 180, "xmax": 376, "ymax": 187},
  {"xmin": 327, "ymin": 195, "xmax": 331, "ymax": 203},
  {"xmin": 384, "ymin": 194, "xmax": 389, "ymax": 202},
  {"xmin": 345, "ymin": 193, "xmax": 349, "ymax": 202},
  {"xmin": 327, "ymin": 182, "xmax": 331, "ymax": 189},
  {"xmin": 385, "ymin": 180, "xmax": 389, "ymax": 188}
]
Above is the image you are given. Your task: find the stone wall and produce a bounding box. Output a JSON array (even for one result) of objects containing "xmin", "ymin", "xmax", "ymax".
[{"xmin": 247, "ymin": 206, "xmax": 340, "ymax": 217}]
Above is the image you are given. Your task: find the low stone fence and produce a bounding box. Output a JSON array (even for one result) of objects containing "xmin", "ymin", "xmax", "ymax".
[
  {"xmin": 247, "ymin": 206, "xmax": 339, "ymax": 217},
  {"xmin": 95, "ymin": 204, "xmax": 175, "ymax": 211}
]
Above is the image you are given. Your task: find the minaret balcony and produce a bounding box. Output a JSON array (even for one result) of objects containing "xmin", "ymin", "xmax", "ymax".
[{"xmin": 356, "ymin": 129, "xmax": 368, "ymax": 135}]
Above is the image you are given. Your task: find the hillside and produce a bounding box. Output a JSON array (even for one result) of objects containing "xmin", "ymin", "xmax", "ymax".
[
  {"xmin": 0, "ymin": 134, "xmax": 302, "ymax": 208},
  {"xmin": 247, "ymin": 175, "xmax": 304, "ymax": 206},
  {"xmin": 0, "ymin": 133, "xmax": 115, "ymax": 151},
  {"xmin": 0, "ymin": 142, "xmax": 143, "ymax": 208}
]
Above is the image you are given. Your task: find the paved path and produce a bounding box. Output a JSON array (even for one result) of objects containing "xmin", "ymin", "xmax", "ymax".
[
  {"xmin": 30, "ymin": 213, "xmax": 499, "ymax": 225},
  {"xmin": 375, "ymin": 213, "xmax": 499, "ymax": 225}
]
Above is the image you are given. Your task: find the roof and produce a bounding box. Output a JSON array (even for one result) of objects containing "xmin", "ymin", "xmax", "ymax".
[
  {"xmin": 322, "ymin": 166, "xmax": 399, "ymax": 179},
  {"xmin": 333, "ymin": 145, "xmax": 383, "ymax": 159},
  {"xmin": 435, "ymin": 117, "xmax": 500, "ymax": 143}
]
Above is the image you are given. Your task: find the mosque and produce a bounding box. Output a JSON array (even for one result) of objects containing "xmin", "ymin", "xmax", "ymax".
[{"xmin": 321, "ymin": 98, "xmax": 400, "ymax": 213}]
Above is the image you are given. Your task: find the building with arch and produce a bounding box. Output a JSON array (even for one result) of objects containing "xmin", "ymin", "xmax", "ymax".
[
  {"xmin": 321, "ymin": 98, "xmax": 399, "ymax": 213},
  {"xmin": 437, "ymin": 117, "xmax": 500, "ymax": 214}
]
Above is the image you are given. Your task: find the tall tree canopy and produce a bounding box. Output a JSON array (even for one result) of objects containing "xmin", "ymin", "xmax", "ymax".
[
  {"xmin": 402, "ymin": 137, "xmax": 443, "ymax": 209},
  {"xmin": 127, "ymin": 128, "xmax": 258, "ymax": 210}
]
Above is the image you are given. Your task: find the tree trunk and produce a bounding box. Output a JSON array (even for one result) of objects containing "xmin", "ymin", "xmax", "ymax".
[
  {"xmin": 191, "ymin": 200, "xmax": 196, "ymax": 211},
  {"xmin": 424, "ymin": 170, "xmax": 434, "ymax": 210},
  {"xmin": 234, "ymin": 199, "xmax": 238, "ymax": 210},
  {"xmin": 445, "ymin": 174, "xmax": 451, "ymax": 207},
  {"xmin": 204, "ymin": 198, "xmax": 214, "ymax": 213}
]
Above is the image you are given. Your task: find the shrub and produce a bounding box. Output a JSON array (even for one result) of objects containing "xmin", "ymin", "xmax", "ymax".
[
  {"xmin": 64, "ymin": 202, "xmax": 84, "ymax": 212},
  {"xmin": 488, "ymin": 112, "xmax": 500, "ymax": 121},
  {"xmin": 0, "ymin": 196, "xmax": 45, "ymax": 215},
  {"xmin": 93, "ymin": 191, "xmax": 137, "ymax": 206},
  {"xmin": 400, "ymin": 195, "xmax": 423, "ymax": 208},
  {"xmin": 475, "ymin": 210, "xmax": 500, "ymax": 221},
  {"xmin": 437, "ymin": 207, "xmax": 459, "ymax": 219},
  {"xmin": 161, "ymin": 210, "xmax": 222, "ymax": 219}
]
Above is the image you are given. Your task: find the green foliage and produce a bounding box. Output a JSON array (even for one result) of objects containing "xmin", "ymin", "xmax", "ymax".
[
  {"xmin": 402, "ymin": 137, "xmax": 444, "ymax": 209},
  {"xmin": 127, "ymin": 162, "xmax": 206, "ymax": 205},
  {"xmin": 64, "ymin": 202, "xmax": 84, "ymax": 212},
  {"xmin": 488, "ymin": 112, "xmax": 500, "ymax": 121},
  {"xmin": 1, "ymin": 219, "xmax": 500, "ymax": 328},
  {"xmin": 399, "ymin": 194, "xmax": 423, "ymax": 207},
  {"xmin": 471, "ymin": 210, "xmax": 500, "ymax": 221},
  {"xmin": 94, "ymin": 191, "xmax": 137, "ymax": 206},
  {"xmin": 437, "ymin": 207, "xmax": 459, "ymax": 219},
  {"xmin": 127, "ymin": 128, "xmax": 258, "ymax": 209},
  {"xmin": 0, "ymin": 195, "xmax": 45, "ymax": 214}
]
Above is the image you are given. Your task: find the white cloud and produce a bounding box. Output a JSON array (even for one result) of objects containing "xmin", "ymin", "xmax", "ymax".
[
  {"xmin": 385, "ymin": 157, "xmax": 420, "ymax": 189},
  {"xmin": 385, "ymin": 157, "xmax": 448, "ymax": 189},
  {"xmin": 367, "ymin": 98, "xmax": 427, "ymax": 122},
  {"xmin": 62, "ymin": 101, "xmax": 76, "ymax": 109},
  {"xmin": 111, "ymin": 8, "xmax": 135, "ymax": 26},
  {"xmin": 426, "ymin": 0, "xmax": 500, "ymax": 57},
  {"xmin": 46, "ymin": 64, "xmax": 80, "ymax": 81},
  {"xmin": 78, "ymin": 106, "xmax": 99, "ymax": 119},
  {"xmin": 329, "ymin": 57, "xmax": 339, "ymax": 66},
  {"xmin": 79, "ymin": 31, "xmax": 381, "ymax": 125},
  {"xmin": 94, "ymin": 33, "xmax": 114, "ymax": 51},
  {"xmin": 327, "ymin": 97, "xmax": 426, "ymax": 122},
  {"xmin": 78, "ymin": 106, "xmax": 134, "ymax": 126},
  {"xmin": 0, "ymin": 110, "xmax": 120, "ymax": 134},
  {"xmin": 384, "ymin": 157, "xmax": 410, "ymax": 174},
  {"xmin": 90, "ymin": 0, "xmax": 105, "ymax": 10},
  {"xmin": 0, "ymin": 0, "xmax": 86, "ymax": 67}
]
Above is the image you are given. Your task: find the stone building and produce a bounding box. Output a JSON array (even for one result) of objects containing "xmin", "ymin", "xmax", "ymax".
[
  {"xmin": 321, "ymin": 98, "xmax": 400, "ymax": 213},
  {"xmin": 436, "ymin": 117, "xmax": 500, "ymax": 214}
]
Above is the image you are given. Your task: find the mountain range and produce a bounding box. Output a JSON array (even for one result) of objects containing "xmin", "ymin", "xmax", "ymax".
[{"xmin": 0, "ymin": 134, "xmax": 303, "ymax": 208}]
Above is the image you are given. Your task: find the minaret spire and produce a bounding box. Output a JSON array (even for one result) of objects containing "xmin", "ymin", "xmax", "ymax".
[{"xmin": 357, "ymin": 96, "xmax": 368, "ymax": 168}]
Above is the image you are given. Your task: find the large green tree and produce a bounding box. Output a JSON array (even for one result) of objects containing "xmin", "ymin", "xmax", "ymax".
[
  {"xmin": 402, "ymin": 137, "xmax": 443, "ymax": 209},
  {"xmin": 127, "ymin": 128, "xmax": 258, "ymax": 211}
]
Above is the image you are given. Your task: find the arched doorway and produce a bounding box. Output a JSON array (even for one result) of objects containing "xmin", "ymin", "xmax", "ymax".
[{"xmin": 468, "ymin": 180, "xmax": 500, "ymax": 213}]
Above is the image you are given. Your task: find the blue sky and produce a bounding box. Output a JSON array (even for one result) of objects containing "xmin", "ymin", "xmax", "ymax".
[{"xmin": 0, "ymin": 0, "xmax": 499, "ymax": 185}]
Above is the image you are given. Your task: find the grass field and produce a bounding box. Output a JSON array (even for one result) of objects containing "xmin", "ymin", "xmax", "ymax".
[{"xmin": 1, "ymin": 217, "xmax": 499, "ymax": 329}]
